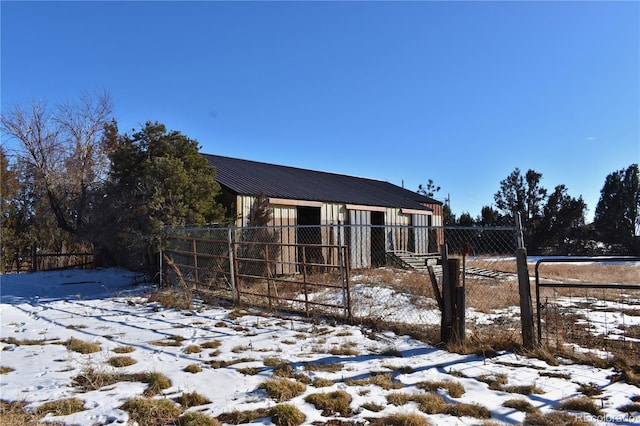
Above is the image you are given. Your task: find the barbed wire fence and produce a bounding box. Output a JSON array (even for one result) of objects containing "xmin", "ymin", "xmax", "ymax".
[{"xmin": 162, "ymin": 223, "xmax": 523, "ymax": 345}]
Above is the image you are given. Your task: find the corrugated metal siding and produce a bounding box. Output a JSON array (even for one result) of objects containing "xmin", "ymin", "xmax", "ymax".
[
  {"xmin": 385, "ymin": 207, "xmax": 407, "ymax": 253},
  {"xmin": 349, "ymin": 210, "xmax": 371, "ymax": 269},
  {"xmin": 272, "ymin": 205, "xmax": 296, "ymax": 275},
  {"xmin": 235, "ymin": 195, "xmax": 440, "ymax": 271},
  {"xmin": 413, "ymin": 214, "xmax": 429, "ymax": 254}
]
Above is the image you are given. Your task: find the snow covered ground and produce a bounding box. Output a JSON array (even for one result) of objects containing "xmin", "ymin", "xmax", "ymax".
[{"xmin": 1, "ymin": 268, "xmax": 639, "ymax": 425}]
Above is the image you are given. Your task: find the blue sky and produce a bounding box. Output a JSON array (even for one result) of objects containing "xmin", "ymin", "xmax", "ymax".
[{"xmin": 2, "ymin": 1, "xmax": 638, "ymax": 221}]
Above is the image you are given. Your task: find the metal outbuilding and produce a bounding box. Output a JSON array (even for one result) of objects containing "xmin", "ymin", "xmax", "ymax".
[{"xmin": 205, "ymin": 154, "xmax": 444, "ymax": 268}]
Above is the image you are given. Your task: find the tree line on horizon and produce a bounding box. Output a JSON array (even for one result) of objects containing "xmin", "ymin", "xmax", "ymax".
[
  {"xmin": 1, "ymin": 93, "xmax": 639, "ymax": 277},
  {"xmin": 419, "ymin": 165, "xmax": 639, "ymax": 255}
]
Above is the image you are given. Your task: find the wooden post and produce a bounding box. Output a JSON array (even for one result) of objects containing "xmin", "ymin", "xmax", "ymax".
[{"xmin": 516, "ymin": 247, "xmax": 536, "ymax": 349}]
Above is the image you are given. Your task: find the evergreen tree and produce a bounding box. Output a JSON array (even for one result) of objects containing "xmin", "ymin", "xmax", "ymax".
[
  {"xmin": 494, "ymin": 168, "xmax": 547, "ymax": 251},
  {"xmin": 594, "ymin": 164, "xmax": 639, "ymax": 253},
  {"xmin": 100, "ymin": 122, "xmax": 226, "ymax": 273},
  {"xmin": 442, "ymin": 203, "xmax": 456, "ymax": 225},
  {"xmin": 238, "ymin": 192, "xmax": 280, "ymax": 280},
  {"xmin": 458, "ymin": 212, "xmax": 474, "ymax": 226},
  {"xmin": 417, "ymin": 179, "xmax": 441, "ymax": 197},
  {"xmin": 539, "ymin": 185, "xmax": 586, "ymax": 254},
  {"xmin": 476, "ymin": 205, "xmax": 504, "ymax": 226}
]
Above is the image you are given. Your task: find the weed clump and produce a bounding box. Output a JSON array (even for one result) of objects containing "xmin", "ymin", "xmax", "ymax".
[
  {"xmin": 369, "ymin": 412, "xmax": 432, "ymax": 426},
  {"xmin": 143, "ymin": 371, "xmax": 172, "ymax": 396},
  {"xmin": 148, "ymin": 289, "xmax": 193, "ymax": 310},
  {"xmin": 183, "ymin": 363, "xmax": 202, "ymax": 373},
  {"xmin": 304, "ymin": 390, "xmax": 352, "ymax": 416},
  {"xmin": 0, "ymin": 366, "xmax": 15, "ymax": 374},
  {"xmin": 177, "ymin": 411, "xmax": 220, "ymax": 426},
  {"xmin": 269, "ymin": 403, "xmax": 306, "ymax": 426},
  {"xmin": 557, "ymin": 396, "xmax": 602, "ymax": 416},
  {"xmin": 258, "ymin": 378, "xmax": 306, "ymax": 402},
  {"xmin": 107, "ymin": 356, "xmax": 137, "ymax": 367},
  {"xmin": 121, "ymin": 397, "xmax": 181, "ymax": 426},
  {"xmin": 346, "ymin": 373, "xmax": 403, "ymax": 390},
  {"xmin": 444, "ymin": 402, "xmax": 491, "ymax": 418},
  {"xmin": 416, "ymin": 380, "xmax": 465, "ymax": 398},
  {"xmin": 66, "ymin": 338, "xmax": 101, "ymax": 354},
  {"xmin": 35, "ymin": 397, "xmax": 85, "ymax": 417},
  {"xmin": 304, "ymin": 362, "xmax": 343, "ymax": 373},
  {"xmin": 174, "ymin": 391, "xmax": 210, "ymax": 408},
  {"xmin": 503, "ymin": 398, "xmax": 538, "ymax": 413},
  {"xmin": 183, "ymin": 344, "xmax": 202, "ymax": 354},
  {"xmin": 524, "ymin": 410, "xmax": 593, "ymax": 425},
  {"xmin": 313, "ymin": 378, "xmax": 334, "ymax": 387},
  {"xmin": 217, "ymin": 408, "xmax": 269, "ymax": 424}
]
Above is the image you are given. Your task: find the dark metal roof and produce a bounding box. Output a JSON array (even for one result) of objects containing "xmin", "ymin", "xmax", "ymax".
[{"xmin": 205, "ymin": 154, "xmax": 440, "ymax": 212}]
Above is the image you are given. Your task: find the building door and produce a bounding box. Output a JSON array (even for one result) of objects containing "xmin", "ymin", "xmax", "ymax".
[
  {"xmin": 371, "ymin": 211, "xmax": 385, "ymax": 267},
  {"xmin": 297, "ymin": 207, "xmax": 323, "ymax": 272}
]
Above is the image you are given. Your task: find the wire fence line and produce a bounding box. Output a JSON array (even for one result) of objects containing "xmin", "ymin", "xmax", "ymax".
[
  {"xmin": 162, "ymin": 224, "xmax": 522, "ymax": 343},
  {"xmin": 534, "ymin": 257, "xmax": 640, "ymax": 365}
]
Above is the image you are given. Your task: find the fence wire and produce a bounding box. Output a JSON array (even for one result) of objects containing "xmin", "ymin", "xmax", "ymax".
[
  {"xmin": 163, "ymin": 224, "xmax": 521, "ymax": 344},
  {"xmin": 535, "ymin": 259, "xmax": 640, "ymax": 366}
]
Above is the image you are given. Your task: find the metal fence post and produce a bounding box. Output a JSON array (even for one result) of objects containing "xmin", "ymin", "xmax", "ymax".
[
  {"xmin": 452, "ymin": 257, "xmax": 465, "ymax": 345},
  {"xmin": 440, "ymin": 244, "xmax": 452, "ymax": 343},
  {"xmin": 31, "ymin": 243, "xmax": 37, "ymax": 272},
  {"xmin": 159, "ymin": 249, "xmax": 163, "ymax": 286},
  {"xmin": 227, "ymin": 228, "xmax": 238, "ymax": 304}
]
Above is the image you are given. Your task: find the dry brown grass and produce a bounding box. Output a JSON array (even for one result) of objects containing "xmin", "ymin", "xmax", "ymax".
[
  {"xmin": 107, "ymin": 355, "xmax": 137, "ymax": 367},
  {"xmin": 148, "ymin": 289, "xmax": 194, "ymax": 310},
  {"xmin": 304, "ymin": 362, "xmax": 343, "ymax": 373},
  {"xmin": 345, "ymin": 373, "xmax": 403, "ymax": 390},
  {"xmin": 34, "ymin": 398, "xmax": 85, "ymax": 417},
  {"xmin": 369, "ymin": 412, "xmax": 432, "ymax": 426},
  {"xmin": 536, "ymin": 262, "xmax": 640, "ymax": 286},
  {"xmin": 112, "ymin": 345, "xmax": 135, "ymax": 354},
  {"xmin": 120, "ymin": 397, "xmax": 181, "ymax": 426},
  {"xmin": 0, "ymin": 400, "xmax": 40, "ymax": 426},
  {"xmin": 65, "ymin": 338, "xmax": 101, "ymax": 354},
  {"xmin": 0, "ymin": 398, "xmax": 86, "ymax": 426},
  {"xmin": 178, "ymin": 411, "xmax": 221, "ymax": 426},
  {"xmin": 183, "ymin": 363, "xmax": 202, "ymax": 373},
  {"xmin": 416, "ymin": 380, "xmax": 465, "ymax": 398},
  {"xmin": 174, "ymin": 391, "xmax": 210, "ymax": 407},
  {"xmin": 304, "ymin": 390, "xmax": 352, "ymax": 416},
  {"xmin": 269, "ymin": 403, "xmax": 306, "ymax": 426},
  {"xmin": 557, "ymin": 396, "xmax": 602, "ymax": 416},
  {"xmin": 524, "ymin": 410, "xmax": 593, "ymax": 425},
  {"xmin": 258, "ymin": 378, "xmax": 306, "ymax": 402},
  {"xmin": 216, "ymin": 408, "xmax": 269, "ymax": 424}
]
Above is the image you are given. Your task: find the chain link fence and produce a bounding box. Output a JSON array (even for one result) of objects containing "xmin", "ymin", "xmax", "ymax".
[{"xmin": 163, "ymin": 224, "xmax": 522, "ymax": 344}]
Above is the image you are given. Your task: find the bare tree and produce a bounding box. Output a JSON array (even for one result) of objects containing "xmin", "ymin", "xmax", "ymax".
[{"xmin": 1, "ymin": 91, "xmax": 114, "ymax": 237}]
